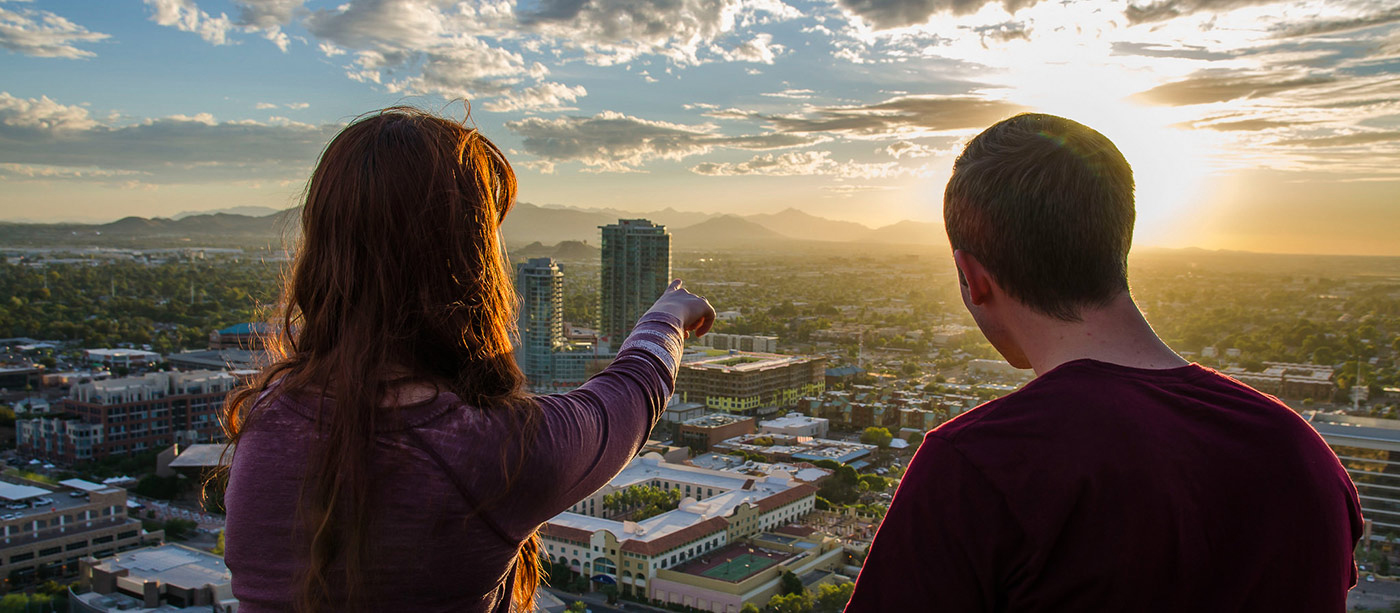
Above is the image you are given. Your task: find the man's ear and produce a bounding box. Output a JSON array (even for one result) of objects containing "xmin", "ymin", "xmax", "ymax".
[{"xmin": 953, "ymin": 250, "xmax": 995, "ymax": 307}]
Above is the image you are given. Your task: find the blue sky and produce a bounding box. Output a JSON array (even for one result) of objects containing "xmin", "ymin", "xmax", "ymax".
[{"xmin": 2, "ymin": 0, "xmax": 1398, "ymax": 254}]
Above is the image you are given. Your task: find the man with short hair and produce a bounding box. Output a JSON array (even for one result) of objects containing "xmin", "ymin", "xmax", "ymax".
[{"xmin": 845, "ymin": 114, "xmax": 1360, "ymax": 612}]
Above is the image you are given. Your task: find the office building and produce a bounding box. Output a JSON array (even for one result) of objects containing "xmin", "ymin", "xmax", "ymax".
[
  {"xmin": 73, "ymin": 543, "xmax": 236, "ymax": 612},
  {"xmin": 540, "ymin": 454, "xmax": 837, "ymax": 612},
  {"xmin": 19, "ymin": 371, "xmax": 235, "ymax": 463},
  {"xmin": 516, "ymin": 257, "xmax": 566, "ymax": 387},
  {"xmin": 694, "ymin": 334, "xmax": 778, "ymax": 354},
  {"xmin": 0, "ymin": 477, "xmax": 152, "ymax": 586},
  {"xmin": 676, "ymin": 353, "xmax": 826, "ymax": 416},
  {"xmin": 1307, "ymin": 413, "xmax": 1400, "ymax": 540},
  {"xmin": 600, "ymin": 219, "xmax": 671, "ymax": 344},
  {"xmin": 514, "ymin": 258, "xmax": 615, "ymax": 393}
]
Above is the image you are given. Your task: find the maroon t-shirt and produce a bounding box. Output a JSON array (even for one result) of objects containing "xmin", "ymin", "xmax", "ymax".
[{"xmin": 847, "ymin": 359, "xmax": 1361, "ymax": 612}]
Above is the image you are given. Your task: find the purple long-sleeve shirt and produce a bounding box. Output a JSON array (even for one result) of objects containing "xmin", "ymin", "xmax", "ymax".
[{"xmin": 224, "ymin": 312, "xmax": 685, "ymax": 612}]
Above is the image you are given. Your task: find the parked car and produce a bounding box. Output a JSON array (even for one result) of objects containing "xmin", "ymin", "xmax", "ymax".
[
  {"xmin": 0, "ymin": 513, "xmax": 18, "ymax": 521},
  {"xmin": 31, "ymin": 497, "xmax": 53, "ymax": 506}
]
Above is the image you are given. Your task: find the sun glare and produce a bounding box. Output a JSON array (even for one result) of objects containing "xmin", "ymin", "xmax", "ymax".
[{"xmin": 988, "ymin": 47, "xmax": 1220, "ymax": 247}]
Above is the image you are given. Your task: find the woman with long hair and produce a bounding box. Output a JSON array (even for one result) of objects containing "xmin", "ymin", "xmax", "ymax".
[{"xmin": 221, "ymin": 107, "xmax": 714, "ymax": 612}]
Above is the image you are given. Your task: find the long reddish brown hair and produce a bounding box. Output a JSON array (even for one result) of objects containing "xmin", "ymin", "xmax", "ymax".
[{"xmin": 219, "ymin": 107, "xmax": 542, "ymax": 611}]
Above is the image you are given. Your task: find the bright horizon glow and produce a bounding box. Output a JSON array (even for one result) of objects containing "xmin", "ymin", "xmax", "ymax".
[{"xmin": 0, "ymin": 0, "xmax": 1396, "ymax": 255}]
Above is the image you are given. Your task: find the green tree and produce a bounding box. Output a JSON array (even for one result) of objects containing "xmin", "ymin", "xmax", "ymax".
[
  {"xmin": 767, "ymin": 591, "xmax": 813, "ymax": 613},
  {"xmin": 779, "ymin": 570, "xmax": 804, "ymax": 596},
  {"xmin": 566, "ymin": 601, "xmax": 587, "ymax": 613},
  {"xmin": 741, "ymin": 603, "xmax": 761, "ymax": 613},
  {"xmin": 0, "ymin": 594, "xmax": 29, "ymax": 613},
  {"xmin": 814, "ymin": 582, "xmax": 855, "ymax": 613},
  {"xmin": 860, "ymin": 427, "xmax": 893, "ymax": 448},
  {"xmin": 859, "ymin": 474, "xmax": 888, "ymax": 492}
]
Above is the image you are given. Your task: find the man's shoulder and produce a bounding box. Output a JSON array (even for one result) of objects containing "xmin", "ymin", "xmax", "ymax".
[{"xmin": 929, "ymin": 362, "xmax": 1110, "ymax": 442}]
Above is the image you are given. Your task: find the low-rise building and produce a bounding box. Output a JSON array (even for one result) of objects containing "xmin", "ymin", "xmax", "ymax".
[
  {"xmin": 540, "ymin": 454, "xmax": 829, "ymax": 612},
  {"xmin": 661, "ymin": 402, "xmax": 708, "ymax": 425},
  {"xmin": 19, "ymin": 371, "xmax": 235, "ymax": 463},
  {"xmin": 677, "ymin": 414, "xmax": 756, "ymax": 452},
  {"xmin": 758, "ymin": 414, "xmax": 829, "ymax": 438},
  {"xmin": 165, "ymin": 349, "xmax": 267, "ymax": 372},
  {"xmin": 0, "ymin": 477, "xmax": 153, "ymax": 586},
  {"xmin": 966, "ymin": 358, "xmax": 1031, "ymax": 380},
  {"xmin": 693, "ymin": 334, "xmax": 779, "ymax": 354},
  {"xmin": 208, "ymin": 322, "xmax": 271, "ymax": 351},
  {"xmin": 73, "ymin": 543, "xmax": 236, "ymax": 612},
  {"xmin": 0, "ymin": 366, "xmax": 42, "ymax": 391},
  {"xmin": 713, "ymin": 434, "xmax": 875, "ymax": 465},
  {"xmin": 677, "ymin": 352, "xmax": 826, "ymax": 417},
  {"xmin": 82, "ymin": 350, "xmax": 160, "ymax": 370},
  {"xmin": 1224, "ymin": 362, "xmax": 1334, "ymax": 399}
]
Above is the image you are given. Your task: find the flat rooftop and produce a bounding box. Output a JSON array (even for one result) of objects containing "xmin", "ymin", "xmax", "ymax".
[
  {"xmin": 683, "ymin": 352, "xmax": 817, "ymax": 373},
  {"xmin": 547, "ymin": 455, "xmax": 808, "ymax": 545},
  {"xmin": 91, "ymin": 543, "xmax": 230, "ymax": 590},
  {"xmin": 0, "ymin": 480, "xmax": 113, "ymax": 521},
  {"xmin": 168, "ymin": 444, "xmax": 231, "ymax": 469},
  {"xmin": 683, "ymin": 413, "xmax": 751, "ymax": 428},
  {"xmin": 760, "ymin": 415, "xmax": 826, "ymax": 429}
]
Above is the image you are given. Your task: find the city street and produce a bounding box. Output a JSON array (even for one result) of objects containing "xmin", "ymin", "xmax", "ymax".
[
  {"xmin": 543, "ymin": 589, "xmax": 674, "ymax": 613},
  {"xmin": 1349, "ymin": 577, "xmax": 1400, "ymax": 611}
]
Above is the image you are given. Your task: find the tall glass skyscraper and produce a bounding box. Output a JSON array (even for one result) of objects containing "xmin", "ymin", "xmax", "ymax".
[
  {"xmin": 599, "ymin": 219, "xmax": 672, "ymax": 345},
  {"xmin": 515, "ymin": 257, "xmax": 564, "ymax": 385}
]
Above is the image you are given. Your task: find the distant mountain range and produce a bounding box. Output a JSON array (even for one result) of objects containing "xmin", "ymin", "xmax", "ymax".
[{"xmin": 0, "ymin": 203, "xmax": 948, "ymax": 251}]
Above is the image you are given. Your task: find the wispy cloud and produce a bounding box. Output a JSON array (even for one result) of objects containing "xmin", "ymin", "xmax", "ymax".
[
  {"xmin": 0, "ymin": 92, "xmax": 338, "ymax": 183},
  {"xmin": 0, "ymin": 1, "xmax": 110, "ymax": 59},
  {"xmin": 716, "ymin": 95, "xmax": 1025, "ymax": 137},
  {"xmin": 507, "ymin": 111, "xmax": 818, "ymax": 172},
  {"xmin": 691, "ymin": 150, "xmax": 921, "ymax": 179}
]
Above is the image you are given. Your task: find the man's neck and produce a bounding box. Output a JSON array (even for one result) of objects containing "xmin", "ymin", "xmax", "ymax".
[{"xmin": 1014, "ymin": 294, "xmax": 1189, "ymax": 377}]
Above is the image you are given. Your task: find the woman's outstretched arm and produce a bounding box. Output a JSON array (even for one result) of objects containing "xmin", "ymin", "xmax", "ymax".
[{"xmin": 514, "ymin": 281, "xmax": 714, "ymax": 525}]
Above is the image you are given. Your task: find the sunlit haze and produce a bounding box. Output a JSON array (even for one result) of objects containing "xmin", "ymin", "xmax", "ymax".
[{"xmin": 1, "ymin": 0, "xmax": 1397, "ymax": 254}]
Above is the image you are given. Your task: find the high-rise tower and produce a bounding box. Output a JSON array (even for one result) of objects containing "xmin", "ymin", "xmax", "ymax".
[
  {"xmin": 599, "ymin": 219, "xmax": 672, "ymax": 345},
  {"xmin": 515, "ymin": 257, "xmax": 564, "ymax": 385}
]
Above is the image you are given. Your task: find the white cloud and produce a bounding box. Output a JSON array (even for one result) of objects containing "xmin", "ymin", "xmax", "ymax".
[
  {"xmin": 483, "ymin": 82, "xmax": 587, "ymax": 113},
  {"xmin": 0, "ymin": 163, "xmax": 144, "ymax": 180},
  {"xmin": 507, "ymin": 110, "xmax": 816, "ymax": 172},
  {"xmin": 254, "ymin": 102, "xmax": 278, "ymax": 110},
  {"xmin": 0, "ymin": 92, "xmax": 99, "ymax": 132},
  {"xmin": 0, "ymin": 2, "xmax": 109, "ymax": 58},
  {"xmin": 882, "ymin": 140, "xmax": 941, "ymax": 158},
  {"xmin": 0, "ymin": 91, "xmax": 340, "ymax": 183},
  {"xmin": 519, "ymin": 0, "xmax": 799, "ymax": 65},
  {"xmin": 716, "ymin": 33, "xmax": 784, "ymax": 63},
  {"xmin": 762, "ymin": 88, "xmax": 815, "ymax": 99},
  {"xmin": 143, "ymin": 0, "xmax": 235, "ymax": 46}
]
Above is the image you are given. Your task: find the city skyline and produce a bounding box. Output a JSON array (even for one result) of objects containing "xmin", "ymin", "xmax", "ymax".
[{"xmin": 0, "ymin": 1, "xmax": 1397, "ymax": 255}]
